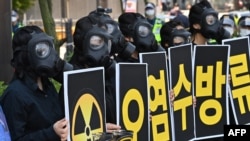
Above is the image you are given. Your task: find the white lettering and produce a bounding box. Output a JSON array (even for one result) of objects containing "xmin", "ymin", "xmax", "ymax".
[
  {"xmin": 235, "ymin": 129, "xmax": 241, "ymax": 136},
  {"xmin": 228, "ymin": 129, "xmax": 247, "ymax": 136},
  {"xmin": 228, "ymin": 129, "xmax": 235, "ymax": 136},
  {"xmin": 241, "ymin": 129, "xmax": 246, "ymax": 136}
]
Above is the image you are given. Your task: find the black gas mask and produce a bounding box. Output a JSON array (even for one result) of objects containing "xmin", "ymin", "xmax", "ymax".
[
  {"xmin": 79, "ymin": 25, "xmax": 113, "ymax": 68},
  {"xmin": 26, "ymin": 32, "xmax": 71, "ymax": 77},
  {"xmin": 89, "ymin": 8, "xmax": 136, "ymax": 59},
  {"xmin": 199, "ymin": 8, "xmax": 230, "ymax": 40},
  {"xmin": 200, "ymin": 8, "xmax": 220, "ymax": 39},
  {"xmin": 104, "ymin": 19, "xmax": 135, "ymax": 59},
  {"xmin": 129, "ymin": 17, "xmax": 165, "ymax": 52},
  {"xmin": 169, "ymin": 28, "xmax": 191, "ymax": 46}
]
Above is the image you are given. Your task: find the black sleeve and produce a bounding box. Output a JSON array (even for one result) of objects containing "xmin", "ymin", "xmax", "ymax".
[{"xmin": 1, "ymin": 90, "xmax": 60, "ymax": 141}]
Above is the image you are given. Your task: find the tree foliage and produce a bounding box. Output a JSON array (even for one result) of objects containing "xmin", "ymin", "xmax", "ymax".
[{"xmin": 12, "ymin": 0, "xmax": 36, "ymax": 13}]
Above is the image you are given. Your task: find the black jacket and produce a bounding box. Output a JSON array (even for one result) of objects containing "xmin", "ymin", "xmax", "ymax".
[{"xmin": 0, "ymin": 74, "xmax": 63, "ymax": 141}]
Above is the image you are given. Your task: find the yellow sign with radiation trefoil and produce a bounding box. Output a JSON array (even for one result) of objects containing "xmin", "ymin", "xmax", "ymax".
[{"xmin": 63, "ymin": 67, "xmax": 106, "ymax": 141}]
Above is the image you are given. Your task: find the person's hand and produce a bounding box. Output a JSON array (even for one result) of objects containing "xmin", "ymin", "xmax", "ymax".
[
  {"xmin": 193, "ymin": 96, "xmax": 197, "ymax": 108},
  {"xmin": 228, "ymin": 74, "xmax": 231, "ymax": 84},
  {"xmin": 149, "ymin": 109, "xmax": 152, "ymax": 121},
  {"xmin": 53, "ymin": 118, "xmax": 68, "ymax": 141},
  {"xmin": 169, "ymin": 89, "xmax": 175, "ymax": 107},
  {"xmin": 106, "ymin": 123, "xmax": 121, "ymax": 133}
]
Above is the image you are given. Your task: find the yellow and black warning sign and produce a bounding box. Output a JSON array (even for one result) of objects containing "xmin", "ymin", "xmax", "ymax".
[
  {"xmin": 116, "ymin": 63, "xmax": 149, "ymax": 141},
  {"xmin": 63, "ymin": 67, "xmax": 106, "ymax": 141},
  {"xmin": 193, "ymin": 45, "xmax": 230, "ymax": 140},
  {"xmin": 168, "ymin": 44, "xmax": 194, "ymax": 141},
  {"xmin": 223, "ymin": 37, "xmax": 250, "ymax": 125},
  {"xmin": 139, "ymin": 51, "xmax": 173, "ymax": 141}
]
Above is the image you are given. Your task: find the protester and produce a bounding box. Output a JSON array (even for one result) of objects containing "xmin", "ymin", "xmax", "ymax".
[
  {"xmin": 188, "ymin": 0, "xmax": 230, "ymax": 140},
  {"xmin": 144, "ymin": 2, "xmax": 165, "ymax": 44},
  {"xmin": 58, "ymin": 15, "xmax": 121, "ymax": 133},
  {"xmin": 118, "ymin": 12, "xmax": 176, "ymax": 111},
  {"xmin": 88, "ymin": 9, "xmax": 172, "ymax": 130},
  {"xmin": 160, "ymin": 20, "xmax": 196, "ymax": 111},
  {"xmin": 118, "ymin": 12, "xmax": 165, "ymax": 62},
  {"xmin": 11, "ymin": 10, "xmax": 22, "ymax": 36},
  {"xmin": 88, "ymin": 8, "xmax": 136, "ymax": 61},
  {"xmin": 0, "ymin": 25, "xmax": 68, "ymax": 141},
  {"xmin": 188, "ymin": 0, "xmax": 230, "ymax": 45}
]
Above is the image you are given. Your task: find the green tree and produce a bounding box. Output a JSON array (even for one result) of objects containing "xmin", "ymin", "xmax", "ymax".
[{"xmin": 12, "ymin": 0, "xmax": 35, "ymax": 13}]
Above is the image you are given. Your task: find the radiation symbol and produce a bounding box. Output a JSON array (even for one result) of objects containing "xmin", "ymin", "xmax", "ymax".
[{"xmin": 71, "ymin": 93, "xmax": 104, "ymax": 141}]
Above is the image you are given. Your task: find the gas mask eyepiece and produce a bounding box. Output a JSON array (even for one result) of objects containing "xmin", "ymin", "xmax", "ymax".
[
  {"xmin": 81, "ymin": 26, "xmax": 113, "ymax": 67},
  {"xmin": 90, "ymin": 35, "xmax": 104, "ymax": 49},
  {"xmin": 205, "ymin": 14, "xmax": 217, "ymax": 25},
  {"xmin": 35, "ymin": 42, "xmax": 51, "ymax": 58},
  {"xmin": 137, "ymin": 24, "xmax": 151, "ymax": 37},
  {"xmin": 89, "ymin": 35, "xmax": 112, "ymax": 53}
]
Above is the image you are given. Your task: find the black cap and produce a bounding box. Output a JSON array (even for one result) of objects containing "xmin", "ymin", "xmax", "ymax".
[
  {"xmin": 188, "ymin": 0, "xmax": 212, "ymax": 32},
  {"xmin": 73, "ymin": 16, "xmax": 95, "ymax": 51}
]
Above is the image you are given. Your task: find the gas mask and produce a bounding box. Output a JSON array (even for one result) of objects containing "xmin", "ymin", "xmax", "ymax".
[
  {"xmin": 129, "ymin": 17, "xmax": 164, "ymax": 52},
  {"xmin": 200, "ymin": 8, "xmax": 220, "ymax": 39},
  {"xmin": 79, "ymin": 25, "xmax": 113, "ymax": 68},
  {"xmin": 89, "ymin": 12, "xmax": 136, "ymax": 59},
  {"xmin": 25, "ymin": 32, "xmax": 69, "ymax": 77},
  {"xmin": 198, "ymin": 8, "xmax": 230, "ymax": 41},
  {"xmin": 169, "ymin": 28, "xmax": 191, "ymax": 46}
]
